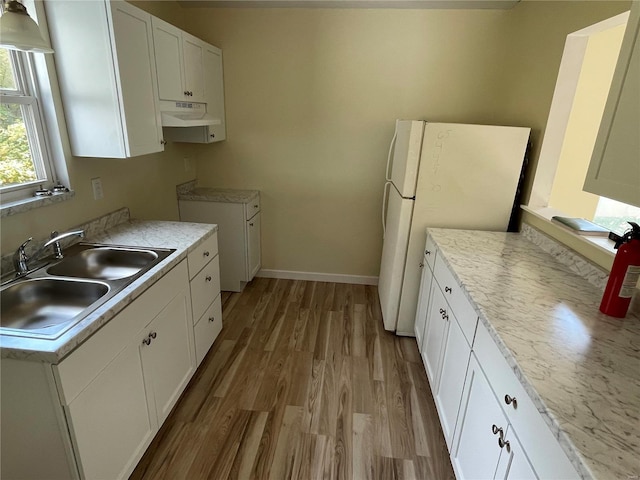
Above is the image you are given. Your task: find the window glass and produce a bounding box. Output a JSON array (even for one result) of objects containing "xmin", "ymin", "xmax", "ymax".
[
  {"xmin": 0, "ymin": 48, "xmax": 17, "ymax": 90},
  {"xmin": 0, "ymin": 103, "xmax": 38, "ymax": 186},
  {"xmin": 593, "ymin": 197, "xmax": 640, "ymax": 236}
]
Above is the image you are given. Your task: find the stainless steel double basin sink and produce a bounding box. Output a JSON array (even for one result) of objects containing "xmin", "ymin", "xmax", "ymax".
[{"xmin": 0, "ymin": 243, "xmax": 175, "ymax": 339}]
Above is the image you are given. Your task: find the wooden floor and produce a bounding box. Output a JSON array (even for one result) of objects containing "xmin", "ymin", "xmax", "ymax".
[{"xmin": 130, "ymin": 278, "xmax": 455, "ymax": 480}]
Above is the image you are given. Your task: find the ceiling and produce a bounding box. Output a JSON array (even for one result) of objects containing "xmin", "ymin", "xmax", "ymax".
[{"xmin": 177, "ymin": 0, "xmax": 521, "ymax": 9}]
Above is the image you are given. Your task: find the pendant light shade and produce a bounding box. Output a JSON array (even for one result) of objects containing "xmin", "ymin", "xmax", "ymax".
[{"xmin": 0, "ymin": 0, "xmax": 53, "ymax": 53}]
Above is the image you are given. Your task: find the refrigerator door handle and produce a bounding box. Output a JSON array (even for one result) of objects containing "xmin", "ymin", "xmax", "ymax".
[
  {"xmin": 382, "ymin": 181, "xmax": 392, "ymax": 238},
  {"xmin": 385, "ymin": 129, "xmax": 397, "ymax": 181}
]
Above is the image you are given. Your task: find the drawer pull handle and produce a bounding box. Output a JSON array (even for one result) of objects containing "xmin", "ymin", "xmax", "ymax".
[
  {"xmin": 206, "ymin": 275, "xmax": 212, "ymax": 282},
  {"xmin": 441, "ymin": 311, "xmax": 448, "ymax": 320},
  {"xmin": 444, "ymin": 286, "xmax": 452, "ymax": 294},
  {"xmin": 142, "ymin": 337, "xmax": 151, "ymax": 346},
  {"xmin": 498, "ymin": 437, "xmax": 511, "ymax": 453},
  {"xmin": 504, "ymin": 394, "xmax": 517, "ymax": 408},
  {"xmin": 419, "ymin": 262, "xmax": 424, "ymax": 268},
  {"xmin": 249, "ymin": 222, "xmax": 254, "ymax": 227},
  {"xmin": 209, "ymin": 316, "xmax": 215, "ymax": 322},
  {"xmin": 439, "ymin": 308, "xmax": 445, "ymax": 314},
  {"xmin": 149, "ymin": 331, "xmax": 157, "ymax": 339},
  {"xmin": 142, "ymin": 331, "xmax": 157, "ymax": 345},
  {"xmin": 491, "ymin": 424, "xmax": 503, "ymax": 437},
  {"xmin": 203, "ymin": 251, "xmax": 210, "ymax": 257},
  {"xmin": 254, "ymin": 204, "xmax": 259, "ymax": 208},
  {"xmin": 425, "ymin": 249, "xmax": 431, "ymax": 256}
]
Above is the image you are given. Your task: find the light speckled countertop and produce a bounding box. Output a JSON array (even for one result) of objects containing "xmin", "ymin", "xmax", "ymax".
[
  {"xmin": 0, "ymin": 219, "xmax": 217, "ymax": 363},
  {"xmin": 427, "ymin": 227, "xmax": 640, "ymax": 480},
  {"xmin": 178, "ymin": 186, "xmax": 260, "ymax": 204}
]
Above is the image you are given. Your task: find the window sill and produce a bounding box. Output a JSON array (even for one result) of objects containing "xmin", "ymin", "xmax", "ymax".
[
  {"xmin": 1, "ymin": 190, "xmax": 75, "ymax": 218},
  {"xmin": 520, "ymin": 205, "xmax": 616, "ymax": 270}
]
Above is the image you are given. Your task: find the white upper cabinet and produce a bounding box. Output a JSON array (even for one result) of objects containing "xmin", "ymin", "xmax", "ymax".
[
  {"xmin": 584, "ymin": 2, "xmax": 640, "ymax": 207},
  {"xmin": 153, "ymin": 18, "xmax": 206, "ymax": 103},
  {"xmin": 204, "ymin": 44, "xmax": 227, "ymax": 141},
  {"xmin": 45, "ymin": 0, "xmax": 164, "ymax": 158}
]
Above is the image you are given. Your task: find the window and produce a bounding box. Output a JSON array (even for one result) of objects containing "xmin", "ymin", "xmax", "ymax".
[
  {"xmin": 526, "ymin": 11, "xmax": 640, "ymax": 248},
  {"xmin": 0, "ymin": 45, "xmax": 52, "ymax": 197},
  {"xmin": 0, "ymin": 0, "xmax": 68, "ymax": 211}
]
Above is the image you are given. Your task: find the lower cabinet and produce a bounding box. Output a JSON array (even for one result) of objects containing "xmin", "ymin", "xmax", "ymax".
[
  {"xmin": 451, "ymin": 355, "xmax": 533, "ymax": 479},
  {"xmin": 58, "ymin": 261, "xmax": 195, "ymax": 480},
  {"xmin": 179, "ymin": 194, "xmax": 261, "ymax": 292},
  {"xmin": 415, "ymin": 233, "xmax": 580, "ymax": 479}
]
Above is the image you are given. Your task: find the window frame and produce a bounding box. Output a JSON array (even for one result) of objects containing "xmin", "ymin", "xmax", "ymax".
[{"xmin": 1, "ymin": 45, "xmax": 56, "ymax": 200}]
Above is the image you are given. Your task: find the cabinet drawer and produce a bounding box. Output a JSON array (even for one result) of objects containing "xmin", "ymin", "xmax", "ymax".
[
  {"xmin": 424, "ymin": 232, "xmax": 438, "ymax": 271},
  {"xmin": 55, "ymin": 261, "xmax": 189, "ymax": 405},
  {"xmin": 187, "ymin": 233, "xmax": 218, "ymax": 280},
  {"xmin": 194, "ymin": 293, "xmax": 222, "ymax": 365},
  {"xmin": 474, "ymin": 321, "xmax": 579, "ymax": 480},
  {"xmin": 190, "ymin": 255, "xmax": 220, "ymax": 321},
  {"xmin": 245, "ymin": 195, "xmax": 260, "ymax": 220},
  {"xmin": 434, "ymin": 255, "xmax": 478, "ymax": 347}
]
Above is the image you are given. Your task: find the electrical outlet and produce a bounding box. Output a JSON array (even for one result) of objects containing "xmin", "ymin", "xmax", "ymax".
[{"xmin": 91, "ymin": 177, "xmax": 104, "ymax": 200}]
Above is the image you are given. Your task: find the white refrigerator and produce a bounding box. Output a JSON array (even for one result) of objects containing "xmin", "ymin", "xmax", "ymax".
[{"xmin": 378, "ymin": 120, "xmax": 530, "ymax": 334}]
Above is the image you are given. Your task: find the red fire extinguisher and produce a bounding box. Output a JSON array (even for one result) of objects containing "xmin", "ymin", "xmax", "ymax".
[{"xmin": 600, "ymin": 222, "xmax": 640, "ymax": 318}]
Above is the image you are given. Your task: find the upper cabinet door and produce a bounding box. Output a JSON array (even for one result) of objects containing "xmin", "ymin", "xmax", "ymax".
[
  {"xmin": 204, "ymin": 44, "xmax": 226, "ymax": 141},
  {"xmin": 584, "ymin": 3, "xmax": 640, "ymax": 207},
  {"xmin": 182, "ymin": 33, "xmax": 206, "ymax": 103},
  {"xmin": 152, "ymin": 17, "xmax": 185, "ymax": 102},
  {"xmin": 109, "ymin": 2, "xmax": 163, "ymax": 157},
  {"xmin": 45, "ymin": 0, "xmax": 163, "ymax": 158}
]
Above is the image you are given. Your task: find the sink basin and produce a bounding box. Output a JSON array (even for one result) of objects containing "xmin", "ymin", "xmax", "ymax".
[
  {"xmin": 47, "ymin": 247, "xmax": 159, "ymax": 280},
  {"xmin": 0, "ymin": 278, "xmax": 109, "ymax": 336}
]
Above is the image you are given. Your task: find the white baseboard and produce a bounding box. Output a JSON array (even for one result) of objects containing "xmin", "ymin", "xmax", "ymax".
[{"xmin": 256, "ymin": 269, "xmax": 378, "ymax": 286}]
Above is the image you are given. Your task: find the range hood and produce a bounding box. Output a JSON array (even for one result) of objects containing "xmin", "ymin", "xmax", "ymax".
[
  {"xmin": 161, "ymin": 111, "xmax": 221, "ymax": 127},
  {"xmin": 160, "ymin": 101, "xmax": 221, "ymax": 128}
]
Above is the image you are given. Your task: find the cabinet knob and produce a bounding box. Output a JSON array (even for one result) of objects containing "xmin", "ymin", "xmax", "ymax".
[
  {"xmin": 160, "ymin": 139, "xmax": 167, "ymax": 145},
  {"xmin": 206, "ymin": 275, "xmax": 212, "ymax": 282},
  {"xmin": 249, "ymin": 222, "xmax": 254, "ymax": 227},
  {"xmin": 209, "ymin": 316, "xmax": 215, "ymax": 323},
  {"xmin": 184, "ymin": 91, "xmax": 189, "ymax": 96},
  {"xmin": 203, "ymin": 251, "xmax": 210, "ymax": 257},
  {"xmin": 210, "ymin": 133, "xmax": 215, "ymax": 138},
  {"xmin": 504, "ymin": 394, "xmax": 517, "ymax": 408},
  {"xmin": 498, "ymin": 436, "xmax": 511, "ymax": 453},
  {"xmin": 419, "ymin": 262, "xmax": 424, "ymax": 268},
  {"xmin": 254, "ymin": 204, "xmax": 259, "ymax": 208},
  {"xmin": 445, "ymin": 286, "xmax": 452, "ymax": 294},
  {"xmin": 425, "ymin": 250, "xmax": 431, "ymax": 256},
  {"xmin": 491, "ymin": 424, "xmax": 503, "ymax": 437}
]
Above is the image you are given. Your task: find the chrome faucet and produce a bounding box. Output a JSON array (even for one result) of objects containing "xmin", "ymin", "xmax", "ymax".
[{"xmin": 13, "ymin": 229, "xmax": 85, "ymax": 276}]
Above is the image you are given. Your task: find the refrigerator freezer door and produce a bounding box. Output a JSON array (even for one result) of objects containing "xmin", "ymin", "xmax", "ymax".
[
  {"xmin": 390, "ymin": 120, "xmax": 425, "ymax": 198},
  {"xmin": 393, "ymin": 122, "xmax": 530, "ymax": 335},
  {"xmin": 378, "ymin": 184, "xmax": 415, "ymax": 332}
]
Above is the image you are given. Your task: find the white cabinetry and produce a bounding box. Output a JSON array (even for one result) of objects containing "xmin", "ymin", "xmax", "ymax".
[
  {"xmin": 152, "ymin": 18, "xmax": 206, "ymax": 103},
  {"xmin": 414, "ymin": 234, "xmax": 437, "ymax": 350},
  {"xmin": 186, "ymin": 233, "xmax": 223, "ymax": 365},
  {"xmin": 584, "ymin": 2, "xmax": 640, "ymax": 207},
  {"xmin": 415, "ymin": 232, "xmax": 580, "ymax": 479},
  {"xmin": 419, "ymin": 237, "xmax": 476, "ymax": 449},
  {"xmin": 180, "ymin": 195, "xmax": 261, "ymax": 292},
  {"xmin": 45, "ymin": 0, "xmax": 164, "ymax": 158},
  {"xmin": 0, "ymin": 261, "xmax": 197, "ymax": 480},
  {"xmin": 56, "ymin": 261, "xmax": 194, "ymax": 480}
]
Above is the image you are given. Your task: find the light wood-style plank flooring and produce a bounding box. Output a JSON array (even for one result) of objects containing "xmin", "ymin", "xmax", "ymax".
[{"xmin": 130, "ymin": 278, "xmax": 455, "ymax": 480}]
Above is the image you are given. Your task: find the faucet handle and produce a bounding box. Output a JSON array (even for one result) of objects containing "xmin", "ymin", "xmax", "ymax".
[
  {"xmin": 18, "ymin": 237, "xmax": 33, "ymax": 253},
  {"xmin": 50, "ymin": 230, "xmax": 59, "ymax": 239}
]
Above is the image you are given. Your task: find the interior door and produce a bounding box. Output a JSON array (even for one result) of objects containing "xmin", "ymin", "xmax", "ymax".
[{"xmin": 378, "ymin": 183, "xmax": 414, "ymax": 331}]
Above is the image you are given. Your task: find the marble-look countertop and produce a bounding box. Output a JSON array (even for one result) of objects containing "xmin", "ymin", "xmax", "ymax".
[
  {"xmin": 0, "ymin": 220, "xmax": 217, "ymax": 364},
  {"xmin": 178, "ymin": 186, "xmax": 260, "ymax": 204},
  {"xmin": 427, "ymin": 227, "xmax": 640, "ymax": 480}
]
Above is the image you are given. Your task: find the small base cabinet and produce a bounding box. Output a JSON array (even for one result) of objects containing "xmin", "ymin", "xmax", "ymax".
[{"xmin": 179, "ymin": 194, "xmax": 261, "ymax": 292}]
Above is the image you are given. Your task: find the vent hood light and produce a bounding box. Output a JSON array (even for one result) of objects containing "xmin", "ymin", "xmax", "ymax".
[{"xmin": 161, "ymin": 111, "xmax": 221, "ymax": 127}]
